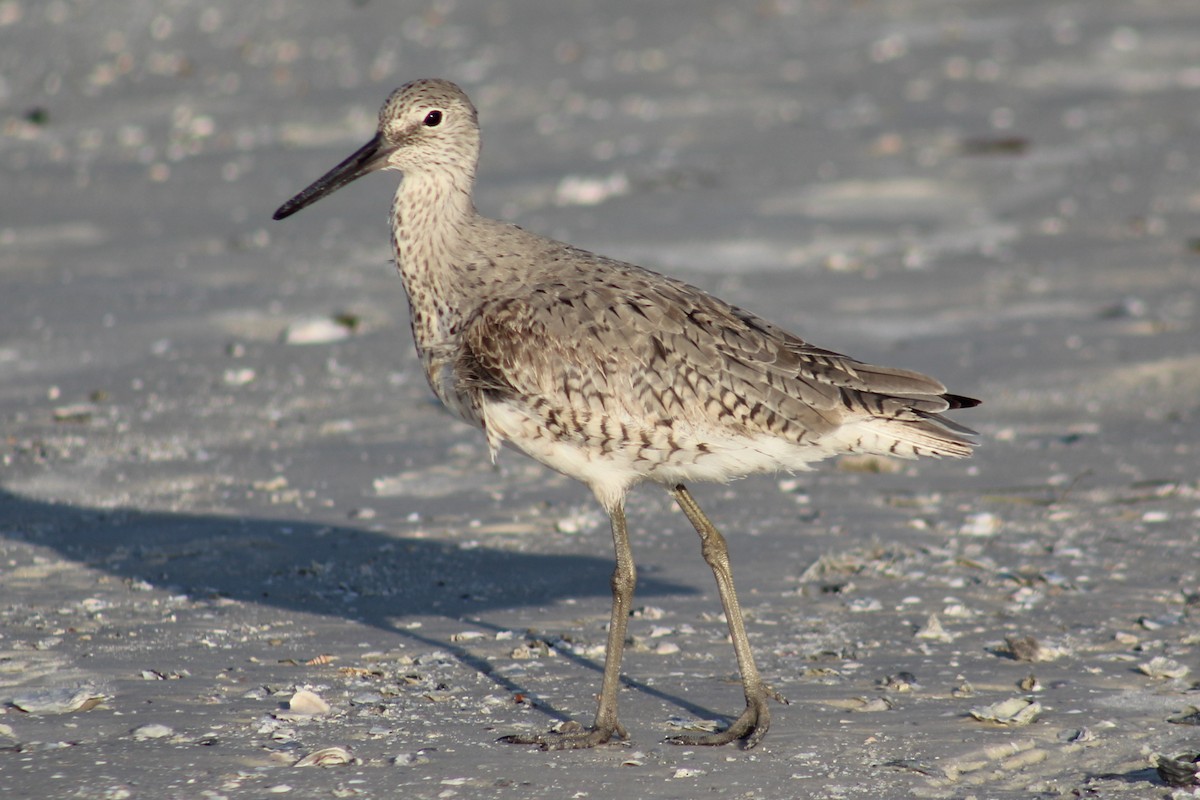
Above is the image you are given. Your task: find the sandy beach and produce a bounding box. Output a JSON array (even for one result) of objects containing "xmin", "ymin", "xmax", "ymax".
[{"xmin": 2, "ymin": 1, "xmax": 1199, "ymax": 797}]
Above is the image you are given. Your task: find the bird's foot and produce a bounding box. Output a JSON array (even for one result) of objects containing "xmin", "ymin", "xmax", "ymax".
[
  {"xmin": 499, "ymin": 719, "xmax": 629, "ymax": 751},
  {"xmin": 666, "ymin": 685, "xmax": 788, "ymax": 749}
]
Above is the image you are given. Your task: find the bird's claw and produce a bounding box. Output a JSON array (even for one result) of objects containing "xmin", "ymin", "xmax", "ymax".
[{"xmin": 499, "ymin": 719, "xmax": 629, "ymax": 751}]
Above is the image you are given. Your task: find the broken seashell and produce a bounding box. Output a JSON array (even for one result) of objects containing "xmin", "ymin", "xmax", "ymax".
[
  {"xmin": 287, "ymin": 688, "xmax": 331, "ymax": 716},
  {"xmin": 294, "ymin": 746, "xmax": 356, "ymax": 767},
  {"xmin": 969, "ymin": 697, "xmax": 1042, "ymax": 726},
  {"xmin": 9, "ymin": 686, "xmax": 105, "ymax": 714}
]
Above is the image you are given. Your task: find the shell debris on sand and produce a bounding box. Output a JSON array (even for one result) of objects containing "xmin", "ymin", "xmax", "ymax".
[{"xmin": 969, "ymin": 697, "xmax": 1042, "ymax": 726}]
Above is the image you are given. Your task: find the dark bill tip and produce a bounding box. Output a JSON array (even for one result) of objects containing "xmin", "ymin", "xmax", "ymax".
[{"xmin": 273, "ymin": 132, "xmax": 388, "ymax": 221}]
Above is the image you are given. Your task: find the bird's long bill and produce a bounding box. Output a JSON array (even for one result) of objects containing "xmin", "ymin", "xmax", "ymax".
[{"xmin": 273, "ymin": 132, "xmax": 390, "ymax": 220}]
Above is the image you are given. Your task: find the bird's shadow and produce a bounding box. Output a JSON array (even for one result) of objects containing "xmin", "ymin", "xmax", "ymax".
[{"xmin": 0, "ymin": 487, "xmax": 721, "ymax": 725}]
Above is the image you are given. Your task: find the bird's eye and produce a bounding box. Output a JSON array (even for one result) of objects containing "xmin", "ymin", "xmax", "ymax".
[{"xmin": 423, "ymin": 110, "xmax": 442, "ymax": 127}]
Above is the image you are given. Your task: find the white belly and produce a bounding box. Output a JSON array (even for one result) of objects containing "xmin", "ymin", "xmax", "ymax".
[{"xmin": 478, "ymin": 399, "xmax": 839, "ymax": 511}]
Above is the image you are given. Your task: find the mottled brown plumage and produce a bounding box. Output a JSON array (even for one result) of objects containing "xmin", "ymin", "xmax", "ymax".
[{"xmin": 274, "ymin": 79, "xmax": 978, "ymax": 750}]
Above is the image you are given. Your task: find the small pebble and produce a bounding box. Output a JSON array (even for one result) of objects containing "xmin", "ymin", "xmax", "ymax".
[
  {"xmin": 880, "ymin": 672, "xmax": 919, "ymax": 692},
  {"xmin": 1061, "ymin": 727, "xmax": 1095, "ymax": 743},
  {"xmin": 1005, "ymin": 634, "xmax": 1040, "ymax": 661},
  {"xmin": 1167, "ymin": 706, "xmax": 1200, "ymax": 726},
  {"xmin": 852, "ymin": 696, "xmax": 894, "ymax": 713}
]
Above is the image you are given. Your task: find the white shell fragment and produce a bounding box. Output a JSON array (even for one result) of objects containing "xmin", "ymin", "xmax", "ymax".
[
  {"xmin": 294, "ymin": 746, "xmax": 356, "ymax": 767},
  {"xmin": 554, "ymin": 172, "xmax": 631, "ymax": 207},
  {"xmin": 392, "ymin": 750, "xmax": 433, "ymax": 766},
  {"xmin": 915, "ymin": 614, "xmax": 955, "ymax": 642},
  {"xmin": 969, "ymin": 697, "xmax": 1042, "ymax": 726},
  {"xmin": 131, "ymin": 723, "xmax": 174, "ymax": 740},
  {"xmin": 287, "ymin": 688, "xmax": 331, "ymax": 716},
  {"xmin": 52, "ymin": 402, "xmax": 98, "ymax": 422},
  {"xmin": 958, "ymin": 512, "xmax": 1002, "ymax": 537},
  {"xmin": 555, "ymin": 507, "xmax": 603, "ymax": 533},
  {"xmin": 222, "ymin": 367, "xmax": 256, "ymax": 385},
  {"xmin": 282, "ymin": 316, "xmax": 353, "ymax": 345}
]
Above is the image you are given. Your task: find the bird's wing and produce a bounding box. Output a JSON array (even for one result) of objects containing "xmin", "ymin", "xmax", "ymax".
[{"xmin": 455, "ymin": 261, "xmax": 973, "ymax": 452}]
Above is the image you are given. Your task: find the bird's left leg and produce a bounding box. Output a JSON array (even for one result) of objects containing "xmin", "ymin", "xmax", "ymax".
[{"xmin": 666, "ymin": 484, "xmax": 787, "ymax": 748}]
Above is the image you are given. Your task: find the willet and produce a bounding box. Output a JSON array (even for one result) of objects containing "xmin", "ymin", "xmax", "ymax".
[{"xmin": 273, "ymin": 79, "xmax": 978, "ymax": 750}]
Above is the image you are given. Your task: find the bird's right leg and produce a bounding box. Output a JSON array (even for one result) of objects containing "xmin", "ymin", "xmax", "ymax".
[{"xmin": 499, "ymin": 500, "xmax": 635, "ymax": 749}]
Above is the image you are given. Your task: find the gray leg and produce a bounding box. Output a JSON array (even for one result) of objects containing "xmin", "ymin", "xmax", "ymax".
[
  {"xmin": 668, "ymin": 484, "xmax": 787, "ymax": 748},
  {"xmin": 500, "ymin": 501, "xmax": 634, "ymax": 749}
]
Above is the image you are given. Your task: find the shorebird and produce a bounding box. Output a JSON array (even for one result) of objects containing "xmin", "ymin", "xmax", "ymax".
[{"xmin": 273, "ymin": 79, "xmax": 978, "ymax": 750}]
